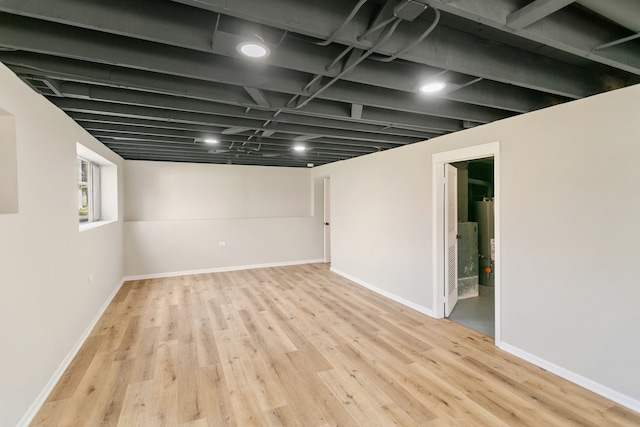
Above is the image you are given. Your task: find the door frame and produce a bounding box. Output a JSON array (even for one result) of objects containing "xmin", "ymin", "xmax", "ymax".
[
  {"xmin": 323, "ymin": 177, "xmax": 331, "ymax": 263},
  {"xmin": 432, "ymin": 141, "xmax": 501, "ymax": 345}
]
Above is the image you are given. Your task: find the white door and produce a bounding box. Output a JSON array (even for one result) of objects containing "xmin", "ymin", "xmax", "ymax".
[
  {"xmin": 444, "ymin": 164, "xmax": 458, "ymax": 316},
  {"xmin": 323, "ymin": 177, "xmax": 331, "ymax": 263}
]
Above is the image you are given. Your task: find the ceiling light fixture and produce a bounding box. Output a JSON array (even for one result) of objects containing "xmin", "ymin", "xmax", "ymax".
[
  {"xmin": 419, "ymin": 81, "xmax": 447, "ymax": 93},
  {"xmin": 293, "ymin": 145, "xmax": 306, "ymax": 152},
  {"xmin": 204, "ymin": 138, "xmax": 219, "ymax": 144},
  {"xmin": 237, "ymin": 35, "xmax": 270, "ymax": 58}
]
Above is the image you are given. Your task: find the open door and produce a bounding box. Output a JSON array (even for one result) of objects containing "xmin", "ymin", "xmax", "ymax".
[
  {"xmin": 433, "ymin": 142, "xmax": 500, "ymax": 341},
  {"xmin": 444, "ymin": 164, "xmax": 458, "ymax": 316},
  {"xmin": 323, "ymin": 177, "xmax": 331, "ymax": 263}
]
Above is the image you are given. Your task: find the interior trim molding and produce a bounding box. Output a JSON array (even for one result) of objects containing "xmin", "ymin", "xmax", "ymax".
[
  {"xmin": 330, "ymin": 267, "xmax": 434, "ymax": 318},
  {"xmin": 500, "ymin": 342, "xmax": 640, "ymax": 413},
  {"xmin": 17, "ymin": 278, "xmax": 126, "ymax": 427},
  {"xmin": 123, "ymin": 259, "xmax": 326, "ymax": 281},
  {"xmin": 431, "ymin": 141, "xmax": 501, "ymax": 345}
]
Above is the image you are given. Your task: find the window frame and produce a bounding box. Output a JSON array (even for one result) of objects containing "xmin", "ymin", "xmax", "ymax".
[
  {"xmin": 77, "ymin": 142, "xmax": 118, "ymax": 231},
  {"xmin": 77, "ymin": 156, "xmax": 102, "ymax": 224}
]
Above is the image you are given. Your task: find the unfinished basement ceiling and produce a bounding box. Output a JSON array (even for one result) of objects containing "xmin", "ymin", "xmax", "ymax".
[{"xmin": 0, "ymin": 0, "xmax": 638, "ymax": 167}]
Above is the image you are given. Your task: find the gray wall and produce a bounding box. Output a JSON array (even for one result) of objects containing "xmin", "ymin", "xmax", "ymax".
[
  {"xmin": 315, "ymin": 83, "xmax": 640, "ymax": 406},
  {"xmin": 2, "ymin": 50, "xmax": 639, "ymax": 425},
  {"xmin": 124, "ymin": 160, "xmax": 325, "ymax": 277},
  {"xmin": 0, "ymin": 63, "xmax": 125, "ymax": 426}
]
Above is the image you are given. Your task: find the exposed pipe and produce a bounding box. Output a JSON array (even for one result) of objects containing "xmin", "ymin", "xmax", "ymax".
[
  {"xmin": 296, "ymin": 18, "xmax": 403, "ymax": 110},
  {"xmin": 357, "ymin": 15, "xmax": 398, "ymax": 41},
  {"xmin": 593, "ymin": 33, "xmax": 640, "ymax": 51},
  {"xmin": 316, "ymin": 0, "xmax": 369, "ymax": 46},
  {"xmin": 259, "ymin": 10, "xmax": 403, "ymax": 132},
  {"xmin": 303, "ymin": 74, "xmax": 323, "ymax": 93},
  {"xmin": 284, "ymin": 96, "xmax": 299, "ymax": 108},
  {"xmin": 302, "ymin": 45, "xmax": 354, "ymax": 95},
  {"xmin": 325, "ymin": 46, "xmax": 354, "ymax": 71},
  {"xmin": 210, "ymin": 13, "xmax": 221, "ymax": 48},
  {"xmin": 277, "ymin": 30, "xmax": 289, "ymax": 46},
  {"xmin": 371, "ymin": 8, "xmax": 440, "ymax": 62}
]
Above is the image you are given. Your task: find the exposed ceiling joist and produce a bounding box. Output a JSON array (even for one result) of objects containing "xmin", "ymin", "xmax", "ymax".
[
  {"xmin": 0, "ymin": 53, "xmax": 463, "ymax": 132},
  {"xmin": 422, "ymin": 0, "xmax": 640, "ymax": 75},
  {"xmin": 0, "ymin": 14, "xmax": 571, "ymax": 112},
  {"xmin": 56, "ymin": 82, "xmax": 436, "ymax": 139},
  {"xmin": 351, "ymin": 103, "xmax": 363, "ymax": 119},
  {"xmin": 577, "ymin": 0, "xmax": 640, "ymax": 32},
  {"xmin": 0, "ymin": 0, "xmax": 637, "ymax": 167},
  {"xmin": 53, "ymin": 97, "xmax": 425, "ymax": 145},
  {"xmin": 72, "ymin": 113, "xmax": 389, "ymax": 151},
  {"xmin": 72, "ymin": 113, "xmax": 388, "ymax": 147},
  {"xmin": 168, "ymin": 0, "xmax": 611, "ymax": 97},
  {"xmin": 0, "ymin": 0, "xmax": 610, "ymax": 98},
  {"xmin": 244, "ymin": 87, "xmax": 270, "ymax": 108},
  {"xmin": 0, "ymin": 20, "xmax": 511, "ymax": 123},
  {"xmin": 222, "ymin": 127, "xmax": 252, "ymax": 135},
  {"xmin": 506, "ymin": 0, "xmax": 576, "ymax": 29}
]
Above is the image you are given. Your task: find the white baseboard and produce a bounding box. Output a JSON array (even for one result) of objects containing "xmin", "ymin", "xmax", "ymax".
[
  {"xmin": 500, "ymin": 342, "xmax": 640, "ymax": 413},
  {"xmin": 17, "ymin": 278, "xmax": 126, "ymax": 427},
  {"xmin": 329, "ymin": 268, "xmax": 640, "ymax": 414},
  {"xmin": 123, "ymin": 259, "xmax": 326, "ymax": 281},
  {"xmin": 330, "ymin": 267, "xmax": 434, "ymax": 318}
]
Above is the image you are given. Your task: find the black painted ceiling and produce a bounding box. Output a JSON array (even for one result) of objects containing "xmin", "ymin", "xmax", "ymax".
[{"xmin": 1, "ymin": 0, "xmax": 638, "ymax": 167}]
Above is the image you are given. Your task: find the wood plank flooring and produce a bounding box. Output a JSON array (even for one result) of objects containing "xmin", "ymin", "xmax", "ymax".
[{"xmin": 31, "ymin": 263, "xmax": 640, "ymax": 426}]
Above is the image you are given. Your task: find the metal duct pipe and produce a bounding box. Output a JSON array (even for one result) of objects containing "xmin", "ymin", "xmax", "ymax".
[
  {"xmin": 577, "ymin": 0, "xmax": 640, "ymax": 32},
  {"xmin": 475, "ymin": 197, "xmax": 495, "ymax": 287},
  {"xmin": 316, "ymin": 0, "xmax": 368, "ymax": 46},
  {"xmin": 357, "ymin": 15, "xmax": 398, "ymax": 40},
  {"xmin": 296, "ymin": 18, "xmax": 403, "ymax": 110},
  {"xmin": 372, "ymin": 7, "xmax": 440, "ymax": 62}
]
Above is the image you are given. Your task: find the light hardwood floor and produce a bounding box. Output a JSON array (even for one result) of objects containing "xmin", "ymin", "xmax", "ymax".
[{"xmin": 31, "ymin": 264, "xmax": 640, "ymax": 426}]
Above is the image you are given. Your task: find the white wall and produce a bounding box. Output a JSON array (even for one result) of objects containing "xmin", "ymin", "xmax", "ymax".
[
  {"xmin": 0, "ymin": 63, "xmax": 125, "ymax": 426},
  {"xmin": 0, "ymin": 111, "xmax": 18, "ymax": 213},
  {"xmin": 2, "ymin": 49, "xmax": 638, "ymax": 422},
  {"xmin": 317, "ymin": 84, "xmax": 640, "ymax": 408},
  {"xmin": 313, "ymin": 147, "xmax": 434, "ymax": 312},
  {"xmin": 124, "ymin": 161, "xmax": 324, "ymax": 277}
]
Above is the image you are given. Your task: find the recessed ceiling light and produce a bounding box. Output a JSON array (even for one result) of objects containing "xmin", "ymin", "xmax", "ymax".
[
  {"xmin": 237, "ymin": 42, "xmax": 270, "ymax": 58},
  {"xmin": 293, "ymin": 145, "xmax": 306, "ymax": 152},
  {"xmin": 307, "ymin": 163, "xmax": 314, "ymax": 168},
  {"xmin": 204, "ymin": 138, "xmax": 219, "ymax": 144},
  {"xmin": 419, "ymin": 81, "xmax": 447, "ymax": 93}
]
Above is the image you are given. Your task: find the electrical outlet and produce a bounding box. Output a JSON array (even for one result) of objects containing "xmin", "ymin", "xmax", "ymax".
[{"xmin": 219, "ymin": 241, "xmax": 226, "ymax": 246}]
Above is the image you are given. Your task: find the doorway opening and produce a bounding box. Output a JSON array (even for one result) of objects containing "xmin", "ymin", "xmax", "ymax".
[
  {"xmin": 323, "ymin": 177, "xmax": 331, "ymax": 263},
  {"xmin": 448, "ymin": 158, "xmax": 495, "ymax": 337},
  {"xmin": 432, "ymin": 142, "xmax": 501, "ymax": 344}
]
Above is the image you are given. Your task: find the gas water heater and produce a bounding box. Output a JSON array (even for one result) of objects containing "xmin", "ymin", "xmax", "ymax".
[{"xmin": 475, "ymin": 197, "xmax": 495, "ymax": 286}]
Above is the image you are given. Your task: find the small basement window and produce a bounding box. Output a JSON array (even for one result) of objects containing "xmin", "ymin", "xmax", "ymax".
[
  {"xmin": 77, "ymin": 157, "xmax": 101, "ymax": 223},
  {"xmin": 76, "ymin": 143, "xmax": 118, "ymax": 229}
]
